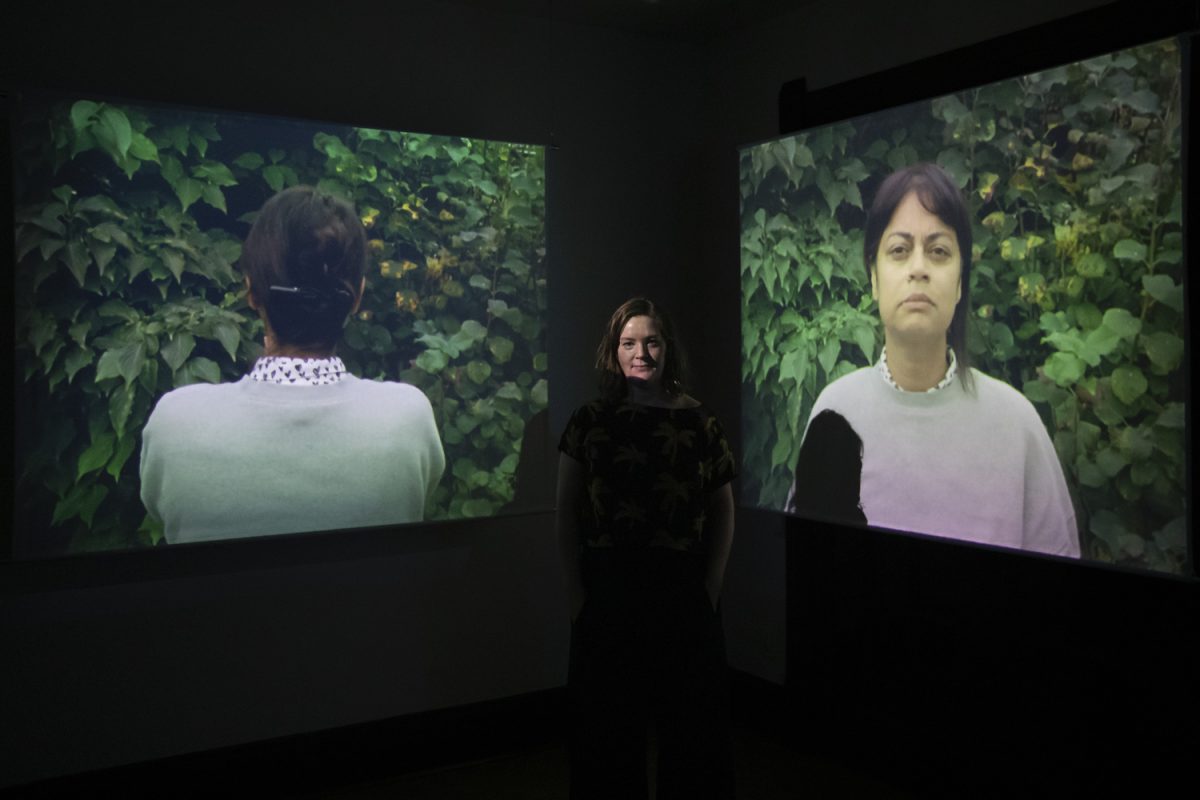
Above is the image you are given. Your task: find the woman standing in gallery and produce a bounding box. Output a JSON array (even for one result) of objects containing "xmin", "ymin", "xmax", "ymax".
[
  {"xmin": 140, "ymin": 186, "xmax": 445, "ymax": 544},
  {"xmin": 557, "ymin": 297, "xmax": 737, "ymax": 800},
  {"xmin": 795, "ymin": 163, "xmax": 1078, "ymax": 557}
]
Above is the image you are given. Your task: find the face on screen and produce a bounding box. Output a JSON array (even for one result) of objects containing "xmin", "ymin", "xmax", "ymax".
[
  {"xmin": 738, "ymin": 36, "xmax": 1187, "ymax": 575},
  {"xmin": 871, "ymin": 192, "xmax": 962, "ymax": 350}
]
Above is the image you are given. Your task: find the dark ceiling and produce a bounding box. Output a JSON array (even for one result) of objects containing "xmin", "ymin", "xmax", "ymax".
[{"xmin": 437, "ymin": 0, "xmax": 819, "ymax": 43}]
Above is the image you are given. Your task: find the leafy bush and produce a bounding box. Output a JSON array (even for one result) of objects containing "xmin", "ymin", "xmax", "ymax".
[
  {"xmin": 13, "ymin": 96, "xmax": 547, "ymax": 554},
  {"xmin": 740, "ymin": 39, "xmax": 1185, "ymax": 573}
]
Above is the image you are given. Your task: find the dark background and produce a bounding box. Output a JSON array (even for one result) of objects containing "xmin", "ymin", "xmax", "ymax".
[{"xmin": 3, "ymin": 0, "xmax": 1196, "ymax": 793}]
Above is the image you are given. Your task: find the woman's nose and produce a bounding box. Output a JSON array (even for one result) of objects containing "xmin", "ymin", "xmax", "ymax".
[{"xmin": 908, "ymin": 251, "xmax": 929, "ymax": 280}]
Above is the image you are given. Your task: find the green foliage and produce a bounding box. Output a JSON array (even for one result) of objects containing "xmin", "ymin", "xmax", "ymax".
[
  {"xmin": 14, "ymin": 97, "xmax": 547, "ymax": 553},
  {"xmin": 740, "ymin": 39, "xmax": 1185, "ymax": 574}
]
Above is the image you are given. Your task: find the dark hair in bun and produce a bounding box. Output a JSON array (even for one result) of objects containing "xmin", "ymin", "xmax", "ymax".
[{"xmin": 241, "ymin": 186, "xmax": 367, "ymax": 350}]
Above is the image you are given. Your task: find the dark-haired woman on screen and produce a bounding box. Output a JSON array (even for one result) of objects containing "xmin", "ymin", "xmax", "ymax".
[
  {"xmin": 140, "ymin": 186, "xmax": 445, "ymax": 544},
  {"xmin": 557, "ymin": 297, "xmax": 736, "ymax": 800},
  {"xmin": 794, "ymin": 163, "xmax": 1078, "ymax": 557}
]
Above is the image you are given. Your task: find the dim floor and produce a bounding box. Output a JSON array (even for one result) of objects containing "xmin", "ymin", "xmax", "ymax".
[{"xmin": 308, "ymin": 723, "xmax": 908, "ymax": 800}]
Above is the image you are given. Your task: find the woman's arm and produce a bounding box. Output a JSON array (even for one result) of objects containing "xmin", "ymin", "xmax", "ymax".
[
  {"xmin": 704, "ymin": 482, "xmax": 735, "ymax": 611},
  {"xmin": 555, "ymin": 452, "xmax": 587, "ymax": 621}
]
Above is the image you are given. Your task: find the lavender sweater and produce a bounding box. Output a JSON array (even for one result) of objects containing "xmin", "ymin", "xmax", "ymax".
[{"xmin": 804, "ymin": 366, "xmax": 1079, "ymax": 557}]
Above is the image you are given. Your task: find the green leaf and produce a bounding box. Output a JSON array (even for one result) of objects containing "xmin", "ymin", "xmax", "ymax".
[
  {"xmin": 458, "ymin": 320, "xmax": 487, "ymax": 342},
  {"xmin": 174, "ymin": 178, "xmax": 204, "ymax": 213},
  {"xmin": 98, "ymin": 107, "xmax": 133, "ymax": 158},
  {"xmin": 1095, "ymin": 446, "xmax": 1128, "ymax": 478},
  {"xmin": 851, "ymin": 325, "xmax": 876, "ymax": 362},
  {"xmin": 533, "ymin": 352, "xmax": 548, "ymax": 372},
  {"xmin": 95, "ymin": 341, "xmax": 147, "ymax": 384},
  {"xmin": 176, "ymin": 356, "xmax": 221, "ymax": 386},
  {"xmin": 817, "ymin": 338, "xmax": 839, "ymax": 377},
  {"xmin": 161, "ymin": 332, "xmax": 196, "ymax": 371},
  {"xmin": 1100, "ymin": 308, "xmax": 1141, "ymax": 341},
  {"xmin": 1155, "ymin": 403, "xmax": 1184, "ymax": 429},
  {"xmin": 487, "ymin": 336, "xmax": 514, "ymax": 364},
  {"xmin": 466, "ymin": 360, "xmax": 492, "ymax": 384},
  {"xmin": 234, "ymin": 152, "xmax": 265, "ymax": 170},
  {"xmin": 70, "ymin": 100, "xmax": 99, "ymax": 131},
  {"xmin": 63, "ymin": 240, "xmax": 91, "ymax": 285},
  {"xmin": 1121, "ymin": 88, "xmax": 1159, "ymax": 113},
  {"xmin": 161, "ymin": 248, "xmax": 186, "ymax": 282},
  {"xmin": 1042, "ymin": 352, "xmax": 1085, "ymax": 387},
  {"xmin": 263, "ymin": 164, "xmax": 286, "ymax": 192},
  {"xmin": 1141, "ymin": 332, "xmax": 1183, "ymax": 372},
  {"xmin": 1074, "ymin": 252, "xmax": 1107, "ymax": 278},
  {"xmin": 1110, "ymin": 365, "xmax": 1147, "ymax": 404},
  {"xmin": 212, "ymin": 321, "xmax": 241, "ymax": 361},
  {"xmin": 64, "ymin": 348, "xmax": 94, "ymax": 383},
  {"xmin": 1112, "ymin": 239, "xmax": 1146, "ymax": 261},
  {"xmin": 109, "ymin": 382, "xmax": 136, "ymax": 440},
  {"xmin": 107, "ymin": 435, "xmax": 137, "ymax": 481},
  {"xmin": 78, "ymin": 432, "xmax": 116, "ymax": 479},
  {"xmin": 129, "ymin": 132, "xmax": 160, "ymax": 162},
  {"xmin": 201, "ymin": 184, "xmax": 227, "ymax": 213},
  {"xmin": 52, "ymin": 482, "xmax": 109, "ymax": 527},
  {"xmin": 495, "ymin": 382, "xmax": 523, "ymax": 401},
  {"xmin": 1141, "ymin": 275, "xmax": 1183, "ymax": 313},
  {"xmin": 530, "ymin": 378, "xmax": 548, "ymax": 407},
  {"xmin": 416, "ymin": 349, "xmax": 450, "ymax": 374},
  {"xmin": 1089, "ymin": 510, "xmax": 1128, "ymax": 548}
]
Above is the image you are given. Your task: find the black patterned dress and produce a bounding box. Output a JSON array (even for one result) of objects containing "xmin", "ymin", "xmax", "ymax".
[{"xmin": 559, "ymin": 398, "xmax": 737, "ymax": 800}]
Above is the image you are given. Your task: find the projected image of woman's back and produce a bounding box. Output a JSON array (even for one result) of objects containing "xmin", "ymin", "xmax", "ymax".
[
  {"xmin": 739, "ymin": 37, "xmax": 1186, "ymax": 574},
  {"xmin": 11, "ymin": 93, "xmax": 548, "ymax": 556}
]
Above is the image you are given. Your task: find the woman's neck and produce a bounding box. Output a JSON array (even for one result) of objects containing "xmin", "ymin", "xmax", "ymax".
[
  {"xmin": 262, "ymin": 332, "xmax": 336, "ymax": 360},
  {"xmin": 884, "ymin": 336, "xmax": 950, "ymax": 392},
  {"xmin": 626, "ymin": 379, "xmax": 674, "ymax": 408},
  {"xmin": 625, "ymin": 380, "xmax": 696, "ymax": 409}
]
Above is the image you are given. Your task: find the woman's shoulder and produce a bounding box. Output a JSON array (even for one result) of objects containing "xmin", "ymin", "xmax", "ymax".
[
  {"xmin": 150, "ymin": 379, "xmax": 243, "ymax": 411},
  {"xmin": 344, "ymin": 376, "xmax": 436, "ymax": 412},
  {"xmin": 813, "ymin": 366, "xmax": 878, "ymax": 406}
]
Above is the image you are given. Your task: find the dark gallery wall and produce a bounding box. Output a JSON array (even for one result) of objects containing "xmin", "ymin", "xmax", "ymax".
[{"xmin": 3, "ymin": 0, "xmax": 1194, "ymax": 791}]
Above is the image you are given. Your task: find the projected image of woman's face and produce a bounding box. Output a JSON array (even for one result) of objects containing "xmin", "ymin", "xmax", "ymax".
[
  {"xmin": 870, "ymin": 191, "xmax": 962, "ymax": 349},
  {"xmin": 618, "ymin": 315, "xmax": 665, "ymax": 387}
]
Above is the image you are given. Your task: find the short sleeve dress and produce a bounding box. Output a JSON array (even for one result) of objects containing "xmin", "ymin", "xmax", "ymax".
[{"xmin": 558, "ymin": 397, "xmax": 738, "ymax": 800}]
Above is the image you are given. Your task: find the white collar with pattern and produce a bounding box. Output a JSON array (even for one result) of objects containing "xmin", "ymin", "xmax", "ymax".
[
  {"xmin": 877, "ymin": 345, "xmax": 957, "ymax": 393},
  {"xmin": 249, "ymin": 356, "xmax": 348, "ymax": 386}
]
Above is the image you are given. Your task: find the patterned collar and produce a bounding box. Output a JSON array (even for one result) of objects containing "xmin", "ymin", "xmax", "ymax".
[
  {"xmin": 878, "ymin": 346, "xmax": 957, "ymax": 393},
  {"xmin": 249, "ymin": 356, "xmax": 348, "ymax": 386}
]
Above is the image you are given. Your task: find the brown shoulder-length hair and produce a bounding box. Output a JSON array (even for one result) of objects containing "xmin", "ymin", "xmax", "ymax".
[
  {"xmin": 863, "ymin": 162, "xmax": 974, "ymax": 390},
  {"xmin": 595, "ymin": 297, "xmax": 689, "ymax": 401}
]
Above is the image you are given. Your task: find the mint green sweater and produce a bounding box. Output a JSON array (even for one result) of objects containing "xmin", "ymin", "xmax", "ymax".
[{"xmin": 140, "ymin": 376, "xmax": 445, "ymax": 544}]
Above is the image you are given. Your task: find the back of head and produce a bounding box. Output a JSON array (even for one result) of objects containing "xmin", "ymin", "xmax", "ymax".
[{"xmin": 241, "ymin": 186, "xmax": 367, "ymax": 350}]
